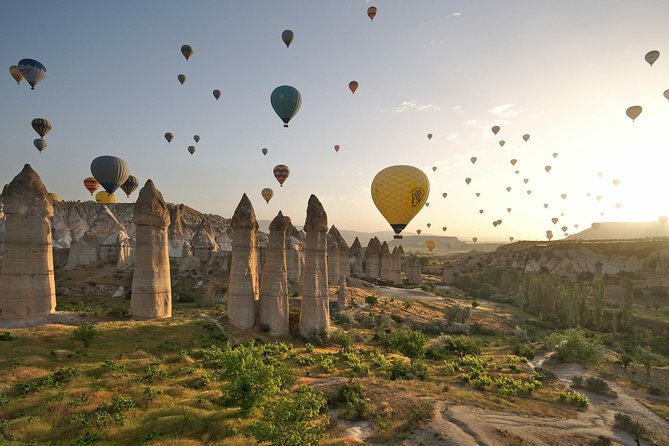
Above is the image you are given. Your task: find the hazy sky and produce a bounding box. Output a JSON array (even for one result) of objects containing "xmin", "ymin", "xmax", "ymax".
[{"xmin": 2, "ymin": 0, "xmax": 668, "ymax": 241}]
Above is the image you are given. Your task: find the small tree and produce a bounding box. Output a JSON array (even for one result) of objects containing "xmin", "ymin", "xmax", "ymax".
[
  {"xmin": 251, "ymin": 386, "xmax": 328, "ymax": 446},
  {"xmin": 544, "ymin": 328, "xmax": 602, "ymax": 365},
  {"xmin": 72, "ymin": 324, "xmax": 98, "ymax": 348},
  {"xmin": 389, "ymin": 329, "xmax": 426, "ymax": 365},
  {"xmin": 637, "ymin": 348, "xmax": 663, "ymax": 377},
  {"xmin": 445, "ymin": 305, "xmax": 472, "ymax": 324},
  {"xmin": 614, "ymin": 413, "xmax": 648, "ymax": 446}
]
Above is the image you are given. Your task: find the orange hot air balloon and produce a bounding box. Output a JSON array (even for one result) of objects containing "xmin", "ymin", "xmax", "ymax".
[
  {"xmin": 334, "ymin": 144, "xmax": 340, "ymax": 152},
  {"xmin": 367, "ymin": 6, "xmax": 377, "ymax": 21},
  {"xmin": 83, "ymin": 177, "xmax": 100, "ymax": 195},
  {"xmin": 349, "ymin": 81, "xmax": 359, "ymax": 94}
]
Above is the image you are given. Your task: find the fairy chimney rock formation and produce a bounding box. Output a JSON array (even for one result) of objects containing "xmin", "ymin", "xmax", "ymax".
[
  {"xmin": 227, "ymin": 194, "xmax": 259, "ymax": 329},
  {"xmin": 178, "ymin": 241, "xmax": 201, "ymax": 272},
  {"xmin": 350, "ymin": 237, "xmax": 364, "ymax": 277},
  {"xmin": 593, "ymin": 261, "xmax": 603, "ymax": 282},
  {"xmin": 365, "ymin": 237, "xmax": 382, "ymax": 279},
  {"xmin": 327, "ymin": 226, "xmax": 341, "ymax": 285},
  {"xmin": 131, "ymin": 180, "xmax": 172, "ymax": 319},
  {"xmin": 191, "ymin": 217, "xmax": 220, "ymax": 263},
  {"xmin": 391, "ymin": 246, "xmax": 402, "ymax": 285},
  {"xmin": 299, "ymin": 195, "xmax": 330, "ymax": 338},
  {"xmin": 258, "ymin": 211, "xmax": 289, "ymax": 336},
  {"xmin": 336, "ymin": 229, "xmax": 350, "ymax": 280},
  {"xmin": 442, "ymin": 264, "xmax": 454, "ymax": 285},
  {"xmin": 0, "ymin": 165, "xmax": 56, "ymax": 321},
  {"xmin": 406, "ymin": 254, "xmax": 422, "ymax": 284},
  {"xmin": 380, "ymin": 241, "xmax": 392, "ymax": 281},
  {"xmin": 285, "ymin": 219, "xmax": 305, "ymax": 284}
]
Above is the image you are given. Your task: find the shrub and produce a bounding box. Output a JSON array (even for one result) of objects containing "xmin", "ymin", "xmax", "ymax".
[
  {"xmin": 304, "ymin": 343, "xmax": 314, "ymax": 353},
  {"xmin": 544, "ymin": 329, "xmax": 602, "ymax": 364},
  {"xmin": 336, "ymin": 381, "xmax": 372, "ymax": 420},
  {"xmin": 364, "ymin": 294, "xmax": 379, "ymax": 306},
  {"xmin": 334, "ymin": 311, "xmax": 355, "ymax": 326},
  {"xmin": 443, "ymin": 322, "xmax": 470, "ymax": 335},
  {"xmin": 559, "ymin": 388, "xmax": 589, "ymax": 407},
  {"xmin": 389, "ymin": 329, "xmax": 426, "ymax": 365},
  {"xmin": 582, "ymin": 376, "xmax": 616, "ymax": 397},
  {"xmin": 368, "ymin": 350, "xmax": 390, "ymax": 369},
  {"xmin": 390, "ymin": 314, "xmax": 405, "ymax": 324},
  {"xmin": 341, "ymin": 351, "xmax": 369, "ymax": 376},
  {"xmin": 330, "ymin": 331, "xmax": 353, "ymax": 352},
  {"xmin": 614, "ymin": 413, "xmax": 648, "ymax": 446},
  {"xmin": 445, "ymin": 305, "xmax": 472, "ymax": 324},
  {"xmin": 389, "ymin": 358, "xmax": 428, "ymax": 381},
  {"xmin": 0, "ymin": 331, "xmax": 14, "ymax": 341},
  {"xmin": 319, "ymin": 354, "xmax": 335, "ymax": 373},
  {"xmin": 589, "ymin": 436, "xmax": 612, "ymax": 446},
  {"xmin": 72, "ymin": 324, "xmax": 98, "ymax": 348},
  {"xmin": 513, "ymin": 342, "xmax": 535, "ymax": 359},
  {"xmin": 431, "ymin": 335, "xmax": 481, "ymax": 359}
]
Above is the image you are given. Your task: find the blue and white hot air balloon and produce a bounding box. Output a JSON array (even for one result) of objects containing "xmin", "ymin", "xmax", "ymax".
[{"xmin": 18, "ymin": 59, "xmax": 46, "ymax": 90}]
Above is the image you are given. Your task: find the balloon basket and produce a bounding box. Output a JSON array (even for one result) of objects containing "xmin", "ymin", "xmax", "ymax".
[{"xmin": 393, "ymin": 235, "xmax": 403, "ymax": 239}]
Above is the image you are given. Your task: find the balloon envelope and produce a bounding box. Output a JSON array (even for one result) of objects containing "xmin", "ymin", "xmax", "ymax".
[
  {"xmin": 427, "ymin": 133, "xmax": 433, "ymax": 140},
  {"xmin": 31, "ymin": 118, "xmax": 51, "ymax": 138},
  {"xmin": 367, "ymin": 6, "xmax": 377, "ymax": 20},
  {"xmin": 499, "ymin": 140, "xmax": 505, "ymax": 147},
  {"xmin": 49, "ymin": 192, "xmax": 61, "ymax": 202},
  {"xmin": 349, "ymin": 81, "xmax": 359, "ymax": 94},
  {"xmin": 273, "ymin": 164, "xmax": 290, "ymax": 186},
  {"xmin": 90, "ymin": 156, "xmax": 130, "ymax": 195},
  {"xmin": 95, "ymin": 191, "xmax": 116, "ymax": 204},
  {"xmin": 181, "ymin": 44, "xmax": 193, "ymax": 61},
  {"xmin": 470, "ymin": 157, "xmax": 477, "ymax": 164},
  {"xmin": 425, "ymin": 240, "xmax": 436, "ymax": 252},
  {"xmin": 188, "ymin": 146, "xmax": 195, "ymax": 155},
  {"xmin": 33, "ymin": 138, "xmax": 47, "ymax": 152},
  {"xmin": 645, "ymin": 50, "xmax": 660, "ymax": 66},
  {"xmin": 164, "ymin": 132, "xmax": 173, "ymax": 143},
  {"xmin": 465, "ymin": 178, "xmax": 471, "ymax": 185},
  {"xmin": 522, "ymin": 134, "xmax": 530, "ymax": 142},
  {"xmin": 213, "ymin": 89, "xmax": 221, "ymax": 100},
  {"xmin": 261, "ymin": 188, "xmax": 274, "ymax": 203},
  {"xmin": 262, "ymin": 148, "xmax": 268, "ymax": 156},
  {"xmin": 9, "ymin": 65, "xmax": 23, "ymax": 84},
  {"xmin": 121, "ymin": 175, "xmax": 139, "ymax": 197},
  {"xmin": 371, "ymin": 165, "xmax": 429, "ymax": 238},
  {"xmin": 194, "ymin": 135, "xmax": 200, "ymax": 143},
  {"xmin": 281, "ymin": 30, "xmax": 294, "ymax": 48},
  {"xmin": 83, "ymin": 177, "xmax": 99, "ymax": 195},
  {"xmin": 664, "ymin": 90, "xmax": 669, "ymax": 101},
  {"xmin": 178, "ymin": 74, "xmax": 186, "ymax": 85},
  {"xmin": 334, "ymin": 144, "xmax": 340, "ymax": 152},
  {"xmin": 271, "ymin": 85, "xmax": 302, "ymax": 127},
  {"xmin": 18, "ymin": 59, "xmax": 46, "ymax": 89},
  {"xmin": 626, "ymin": 105, "xmax": 642, "ymax": 121},
  {"xmin": 491, "ymin": 125, "xmax": 500, "ymax": 135}
]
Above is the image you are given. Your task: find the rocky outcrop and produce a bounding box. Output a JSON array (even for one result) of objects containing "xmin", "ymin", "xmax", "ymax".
[
  {"xmin": 380, "ymin": 241, "xmax": 392, "ymax": 281},
  {"xmin": 442, "ymin": 264, "xmax": 454, "ymax": 284},
  {"xmin": 300, "ymin": 195, "xmax": 330, "ymax": 338},
  {"xmin": 0, "ymin": 165, "xmax": 56, "ymax": 321},
  {"xmin": 227, "ymin": 194, "xmax": 259, "ymax": 330},
  {"xmin": 191, "ymin": 216, "xmax": 220, "ymax": 264},
  {"xmin": 364, "ymin": 237, "xmax": 382, "ymax": 279},
  {"xmin": 286, "ymin": 220, "xmax": 304, "ymax": 284},
  {"xmin": 327, "ymin": 227, "xmax": 340, "ymax": 285},
  {"xmin": 350, "ymin": 237, "xmax": 364, "ymax": 276},
  {"xmin": 258, "ymin": 212, "xmax": 289, "ymax": 337},
  {"xmin": 65, "ymin": 205, "xmax": 129, "ymax": 269},
  {"xmin": 406, "ymin": 255, "xmax": 422, "ymax": 284},
  {"xmin": 335, "ymin": 228, "xmax": 350, "ymax": 280},
  {"xmin": 391, "ymin": 246, "xmax": 402, "ymax": 285},
  {"xmin": 178, "ymin": 241, "xmax": 201, "ymax": 272},
  {"xmin": 337, "ymin": 275, "xmax": 347, "ymax": 311},
  {"xmin": 130, "ymin": 180, "xmax": 172, "ymax": 319}
]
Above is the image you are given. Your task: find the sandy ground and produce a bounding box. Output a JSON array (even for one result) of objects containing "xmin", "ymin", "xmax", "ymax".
[{"xmin": 0, "ymin": 311, "xmax": 87, "ymax": 329}]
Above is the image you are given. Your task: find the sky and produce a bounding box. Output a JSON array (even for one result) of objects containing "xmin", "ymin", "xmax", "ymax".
[{"xmin": 2, "ymin": 0, "xmax": 669, "ymax": 242}]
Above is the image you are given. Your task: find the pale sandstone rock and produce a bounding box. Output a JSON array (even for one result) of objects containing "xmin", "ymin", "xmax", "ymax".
[
  {"xmin": 334, "ymin": 227, "xmax": 350, "ymax": 280},
  {"xmin": 364, "ymin": 237, "xmax": 382, "ymax": 279},
  {"xmin": 178, "ymin": 241, "xmax": 201, "ymax": 272},
  {"xmin": 327, "ymin": 227, "xmax": 340, "ymax": 285},
  {"xmin": 227, "ymin": 194, "xmax": 259, "ymax": 329},
  {"xmin": 286, "ymin": 220, "xmax": 304, "ymax": 284},
  {"xmin": 349, "ymin": 237, "xmax": 364, "ymax": 276},
  {"xmin": 191, "ymin": 217, "xmax": 220, "ymax": 264},
  {"xmin": 337, "ymin": 275, "xmax": 347, "ymax": 311},
  {"xmin": 380, "ymin": 241, "xmax": 392, "ymax": 281},
  {"xmin": 441, "ymin": 264, "xmax": 454, "ymax": 285},
  {"xmin": 299, "ymin": 195, "xmax": 330, "ymax": 338},
  {"xmin": 391, "ymin": 246, "xmax": 402, "ymax": 285},
  {"xmin": 259, "ymin": 211, "xmax": 289, "ymax": 336},
  {"xmin": 406, "ymin": 254, "xmax": 422, "ymax": 284},
  {"xmin": 130, "ymin": 180, "xmax": 172, "ymax": 319},
  {"xmin": 0, "ymin": 165, "xmax": 56, "ymax": 321}
]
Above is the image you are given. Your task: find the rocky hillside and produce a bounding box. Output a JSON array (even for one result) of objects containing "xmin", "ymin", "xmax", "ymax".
[{"xmin": 568, "ymin": 221, "xmax": 669, "ymax": 240}]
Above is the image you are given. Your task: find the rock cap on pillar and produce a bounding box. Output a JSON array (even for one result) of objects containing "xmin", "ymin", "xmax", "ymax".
[
  {"xmin": 270, "ymin": 210, "xmax": 287, "ymax": 233},
  {"xmin": 304, "ymin": 194, "xmax": 328, "ymax": 232},
  {"xmin": 133, "ymin": 180, "xmax": 170, "ymax": 228},
  {"xmin": 231, "ymin": 193, "xmax": 259, "ymax": 231},
  {"xmin": 2, "ymin": 164, "xmax": 53, "ymax": 217}
]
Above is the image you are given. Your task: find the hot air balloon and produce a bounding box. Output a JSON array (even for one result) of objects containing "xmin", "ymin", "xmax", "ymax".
[
  {"xmin": 597, "ymin": 172, "xmax": 604, "ymax": 177},
  {"xmin": 33, "ymin": 139, "xmax": 47, "ymax": 152},
  {"xmin": 472, "ymin": 237, "xmax": 478, "ymax": 243},
  {"xmin": 262, "ymin": 148, "xmax": 268, "ymax": 156},
  {"xmin": 416, "ymin": 229, "xmax": 422, "ymax": 235},
  {"xmin": 600, "ymin": 212, "xmax": 606, "ymax": 216},
  {"xmin": 561, "ymin": 226, "xmax": 568, "ymax": 232},
  {"xmin": 367, "ymin": 6, "xmax": 377, "ymax": 21},
  {"xmin": 506, "ymin": 187, "xmax": 511, "ymax": 192},
  {"xmin": 507, "ymin": 208, "xmax": 512, "ymax": 213},
  {"xmin": 331, "ymin": 144, "xmax": 339, "ymax": 153},
  {"xmin": 475, "ymin": 192, "xmax": 481, "ymax": 197},
  {"xmin": 465, "ymin": 178, "xmax": 471, "ymax": 185},
  {"xmin": 425, "ymin": 240, "xmax": 436, "ymax": 252},
  {"xmin": 645, "ymin": 50, "xmax": 660, "ymax": 66},
  {"xmin": 426, "ymin": 223, "xmax": 432, "ymax": 228},
  {"xmin": 281, "ymin": 30, "xmax": 294, "ymax": 48},
  {"xmin": 349, "ymin": 81, "xmax": 359, "ymax": 94},
  {"xmin": 546, "ymin": 231, "xmax": 553, "ymax": 241},
  {"xmin": 552, "ymin": 153, "xmax": 558, "ymax": 159},
  {"xmin": 442, "ymin": 227, "xmax": 447, "ymax": 232},
  {"xmin": 543, "ymin": 203, "xmax": 549, "ymax": 208},
  {"xmin": 181, "ymin": 44, "xmax": 193, "ymax": 61},
  {"xmin": 561, "ymin": 193, "xmax": 567, "ymax": 200},
  {"xmin": 95, "ymin": 191, "xmax": 116, "ymax": 204},
  {"xmin": 18, "ymin": 59, "xmax": 46, "ymax": 89},
  {"xmin": 427, "ymin": 133, "xmax": 433, "ymax": 140},
  {"xmin": 527, "ymin": 190, "xmax": 532, "ymax": 195},
  {"xmin": 596, "ymin": 195, "xmax": 602, "ymax": 201},
  {"xmin": 659, "ymin": 216, "xmax": 668, "ymax": 225},
  {"xmin": 574, "ymin": 224, "xmax": 579, "ymax": 229},
  {"xmin": 121, "ymin": 175, "xmax": 139, "ymax": 197},
  {"xmin": 615, "ymin": 203, "xmax": 622, "ymax": 209},
  {"xmin": 90, "ymin": 156, "xmax": 129, "ymax": 195},
  {"xmin": 664, "ymin": 90, "xmax": 669, "ymax": 101},
  {"xmin": 515, "ymin": 170, "xmax": 519, "ymax": 174},
  {"xmin": 522, "ymin": 134, "xmax": 530, "ymax": 142},
  {"xmin": 432, "ymin": 166, "xmax": 437, "ymax": 172},
  {"xmin": 31, "ymin": 118, "xmax": 51, "ymax": 138},
  {"xmin": 188, "ymin": 146, "xmax": 196, "ymax": 155},
  {"xmin": 523, "ymin": 178, "xmax": 529, "ymax": 184},
  {"xmin": 510, "ymin": 159, "xmax": 517, "ymax": 166},
  {"xmin": 552, "ymin": 218, "xmax": 559, "ymax": 225},
  {"xmin": 491, "ymin": 126, "xmax": 500, "ymax": 135},
  {"xmin": 164, "ymin": 132, "xmax": 173, "ymax": 143},
  {"xmin": 271, "ymin": 85, "xmax": 302, "ymax": 127},
  {"xmin": 509, "ymin": 237, "xmax": 514, "ymax": 242},
  {"xmin": 442, "ymin": 192, "xmax": 447, "ymax": 198},
  {"xmin": 213, "ymin": 89, "xmax": 221, "ymax": 100},
  {"xmin": 273, "ymin": 164, "xmax": 290, "ymax": 187},
  {"xmin": 371, "ymin": 165, "xmax": 429, "ymax": 239},
  {"xmin": 612, "ymin": 179, "xmax": 620, "ymax": 186},
  {"xmin": 591, "ymin": 222, "xmax": 601, "ymax": 231},
  {"xmin": 499, "ymin": 140, "xmax": 505, "ymax": 147},
  {"xmin": 178, "ymin": 74, "xmax": 186, "ymax": 85},
  {"xmin": 83, "ymin": 177, "xmax": 99, "ymax": 195},
  {"xmin": 9, "ymin": 65, "xmax": 23, "ymax": 84},
  {"xmin": 626, "ymin": 105, "xmax": 642, "ymax": 121},
  {"xmin": 261, "ymin": 188, "xmax": 274, "ymax": 204},
  {"xmin": 470, "ymin": 157, "xmax": 477, "ymax": 164},
  {"xmin": 425, "ymin": 202, "xmax": 430, "ymax": 207},
  {"xmin": 194, "ymin": 135, "xmax": 200, "ymax": 143},
  {"xmin": 479, "ymin": 209, "xmax": 484, "ymax": 214},
  {"xmin": 49, "ymin": 192, "xmax": 62, "ymax": 202},
  {"xmin": 545, "ymin": 165, "xmax": 552, "ymax": 173}
]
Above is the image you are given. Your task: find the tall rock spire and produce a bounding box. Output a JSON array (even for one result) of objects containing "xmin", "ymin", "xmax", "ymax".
[{"xmin": 259, "ymin": 211, "xmax": 289, "ymax": 336}]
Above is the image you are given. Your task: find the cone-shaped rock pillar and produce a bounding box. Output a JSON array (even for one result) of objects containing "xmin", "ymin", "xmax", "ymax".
[
  {"xmin": 364, "ymin": 237, "xmax": 382, "ymax": 279},
  {"xmin": 350, "ymin": 237, "xmax": 364, "ymax": 276},
  {"xmin": 380, "ymin": 241, "xmax": 392, "ymax": 281},
  {"xmin": 391, "ymin": 246, "xmax": 402, "ymax": 285},
  {"xmin": 335, "ymin": 228, "xmax": 350, "ymax": 279},
  {"xmin": 327, "ymin": 227, "xmax": 340, "ymax": 285},
  {"xmin": 259, "ymin": 211, "xmax": 289, "ymax": 336},
  {"xmin": 0, "ymin": 165, "xmax": 56, "ymax": 321},
  {"xmin": 228, "ymin": 194, "xmax": 259, "ymax": 329},
  {"xmin": 131, "ymin": 180, "xmax": 172, "ymax": 319},
  {"xmin": 299, "ymin": 195, "xmax": 330, "ymax": 338},
  {"xmin": 406, "ymin": 254, "xmax": 422, "ymax": 284}
]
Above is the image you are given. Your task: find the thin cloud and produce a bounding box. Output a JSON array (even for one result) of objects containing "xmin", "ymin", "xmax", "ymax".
[
  {"xmin": 451, "ymin": 12, "xmax": 462, "ymax": 17},
  {"xmin": 447, "ymin": 133, "xmax": 459, "ymax": 141},
  {"xmin": 383, "ymin": 100, "xmax": 441, "ymax": 113},
  {"xmin": 489, "ymin": 104, "xmax": 522, "ymax": 118}
]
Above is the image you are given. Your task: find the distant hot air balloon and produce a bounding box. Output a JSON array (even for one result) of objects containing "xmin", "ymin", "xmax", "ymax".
[
  {"xmin": 164, "ymin": 132, "xmax": 173, "ymax": 143},
  {"xmin": 612, "ymin": 179, "xmax": 620, "ymax": 186},
  {"xmin": 194, "ymin": 135, "xmax": 200, "ymax": 143},
  {"xmin": 509, "ymin": 237, "xmax": 514, "ymax": 242},
  {"xmin": 262, "ymin": 147, "xmax": 268, "ymax": 156},
  {"xmin": 273, "ymin": 164, "xmax": 290, "ymax": 187},
  {"xmin": 664, "ymin": 89, "xmax": 669, "ymax": 101},
  {"xmin": 426, "ymin": 223, "xmax": 432, "ymax": 228},
  {"xmin": 596, "ymin": 195, "xmax": 602, "ymax": 201},
  {"xmin": 432, "ymin": 166, "xmax": 437, "ymax": 172},
  {"xmin": 465, "ymin": 178, "xmax": 471, "ymax": 185},
  {"xmin": 475, "ymin": 192, "xmax": 480, "ymax": 197},
  {"xmin": 442, "ymin": 227, "xmax": 447, "ymax": 232},
  {"xmin": 552, "ymin": 217, "xmax": 558, "ymax": 224},
  {"xmin": 561, "ymin": 226, "xmax": 568, "ymax": 232},
  {"xmin": 213, "ymin": 89, "xmax": 221, "ymax": 100},
  {"xmin": 261, "ymin": 188, "xmax": 274, "ymax": 204},
  {"xmin": 523, "ymin": 178, "xmax": 529, "ymax": 184},
  {"xmin": 527, "ymin": 190, "xmax": 532, "ymax": 195},
  {"xmin": 425, "ymin": 240, "xmax": 436, "ymax": 252},
  {"xmin": 479, "ymin": 209, "xmax": 484, "ymax": 214},
  {"xmin": 470, "ymin": 157, "xmax": 477, "ymax": 164},
  {"xmin": 507, "ymin": 208, "xmax": 512, "ymax": 213},
  {"xmin": 645, "ymin": 50, "xmax": 660, "ymax": 66},
  {"xmin": 659, "ymin": 216, "xmax": 668, "ymax": 225},
  {"xmin": 506, "ymin": 187, "xmax": 511, "ymax": 192},
  {"xmin": 442, "ymin": 192, "xmax": 447, "ymax": 198},
  {"xmin": 349, "ymin": 81, "xmax": 359, "ymax": 94},
  {"xmin": 371, "ymin": 165, "xmax": 429, "ymax": 239},
  {"xmin": 90, "ymin": 156, "xmax": 129, "ymax": 195},
  {"xmin": 49, "ymin": 192, "xmax": 62, "ymax": 202},
  {"xmin": 515, "ymin": 170, "xmax": 519, "ymax": 174},
  {"xmin": 188, "ymin": 146, "xmax": 196, "ymax": 155},
  {"xmin": 546, "ymin": 232, "xmax": 553, "ymax": 241},
  {"xmin": 591, "ymin": 222, "xmax": 601, "ymax": 231},
  {"xmin": 427, "ymin": 133, "xmax": 433, "ymax": 140},
  {"xmin": 18, "ymin": 59, "xmax": 46, "ymax": 89},
  {"xmin": 425, "ymin": 202, "xmax": 430, "ymax": 207},
  {"xmin": 281, "ymin": 30, "xmax": 294, "ymax": 48},
  {"xmin": 510, "ymin": 159, "xmax": 517, "ymax": 166},
  {"xmin": 522, "ymin": 134, "xmax": 530, "ymax": 142},
  {"xmin": 367, "ymin": 6, "xmax": 377, "ymax": 21},
  {"xmin": 120, "ymin": 175, "xmax": 139, "ymax": 197},
  {"xmin": 271, "ymin": 85, "xmax": 302, "ymax": 127},
  {"xmin": 626, "ymin": 105, "xmax": 642, "ymax": 121},
  {"xmin": 178, "ymin": 74, "xmax": 186, "ymax": 85},
  {"xmin": 83, "ymin": 177, "xmax": 99, "ymax": 195},
  {"xmin": 561, "ymin": 194, "xmax": 567, "ymax": 200},
  {"xmin": 95, "ymin": 191, "xmax": 116, "ymax": 204},
  {"xmin": 491, "ymin": 126, "xmax": 500, "ymax": 135},
  {"xmin": 597, "ymin": 172, "xmax": 604, "ymax": 177},
  {"xmin": 615, "ymin": 203, "xmax": 622, "ymax": 209},
  {"xmin": 472, "ymin": 237, "xmax": 478, "ymax": 243},
  {"xmin": 574, "ymin": 224, "xmax": 579, "ymax": 229},
  {"xmin": 499, "ymin": 140, "xmax": 505, "ymax": 147},
  {"xmin": 9, "ymin": 65, "xmax": 23, "ymax": 84},
  {"xmin": 33, "ymin": 139, "xmax": 47, "ymax": 152},
  {"xmin": 552, "ymin": 152, "xmax": 558, "ymax": 159},
  {"xmin": 545, "ymin": 165, "xmax": 552, "ymax": 173},
  {"xmin": 543, "ymin": 203, "xmax": 549, "ymax": 208},
  {"xmin": 334, "ymin": 144, "xmax": 340, "ymax": 152},
  {"xmin": 416, "ymin": 229, "xmax": 422, "ymax": 235},
  {"xmin": 31, "ymin": 118, "xmax": 51, "ymax": 138},
  {"xmin": 181, "ymin": 44, "xmax": 193, "ymax": 61}
]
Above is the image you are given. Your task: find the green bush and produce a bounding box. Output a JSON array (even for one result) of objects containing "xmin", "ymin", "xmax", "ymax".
[
  {"xmin": 330, "ymin": 331, "xmax": 353, "ymax": 352},
  {"xmin": 559, "ymin": 388, "xmax": 589, "ymax": 407},
  {"xmin": 389, "ymin": 358, "xmax": 428, "ymax": 381},
  {"xmin": 571, "ymin": 376, "xmax": 616, "ymax": 397},
  {"xmin": 319, "ymin": 354, "xmax": 335, "ymax": 373},
  {"xmin": 430, "ymin": 335, "xmax": 481, "ymax": 359},
  {"xmin": 0, "ymin": 331, "xmax": 14, "ymax": 341},
  {"xmin": 368, "ymin": 350, "xmax": 390, "ymax": 369},
  {"xmin": 445, "ymin": 305, "xmax": 472, "ymax": 324},
  {"xmin": 389, "ymin": 329, "xmax": 426, "ymax": 365},
  {"xmin": 72, "ymin": 324, "xmax": 98, "ymax": 348},
  {"xmin": 544, "ymin": 329, "xmax": 602, "ymax": 364},
  {"xmin": 336, "ymin": 381, "xmax": 372, "ymax": 420},
  {"xmin": 341, "ymin": 351, "xmax": 369, "ymax": 375},
  {"xmin": 364, "ymin": 294, "xmax": 379, "ymax": 306}
]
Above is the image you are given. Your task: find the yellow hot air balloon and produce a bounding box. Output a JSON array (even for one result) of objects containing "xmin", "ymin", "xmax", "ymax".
[
  {"xmin": 659, "ymin": 216, "xmax": 668, "ymax": 225},
  {"xmin": 261, "ymin": 188, "xmax": 274, "ymax": 204},
  {"xmin": 95, "ymin": 191, "xmax": 116, "ymax": 204},
  {"xmin": 626, "ymin": 105, "xmax": 642, "ymax": 121},
  {"xmin": 48, "ymin": 192, "xmax": 62, "ymax": 202},
  {"xmin": 425, "ymin": 240, "xmax": 436, "ymax": 252},
  {"xmin": 371, "ymin": 165, "xmax": 429, "ymax": 239},
  {"xmin": 9, "ymin": 65, "xmax": 23, "ymax": 84},
  {"xmin": 645, "ymin": 50, "xmax": 660, "ymax": 66}
]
